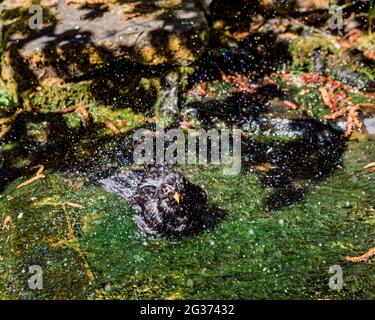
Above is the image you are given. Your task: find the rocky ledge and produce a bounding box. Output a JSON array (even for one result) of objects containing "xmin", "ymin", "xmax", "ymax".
[{"xmin": 1, "ymin": 0, "xmax": 208, "ymax": 86}]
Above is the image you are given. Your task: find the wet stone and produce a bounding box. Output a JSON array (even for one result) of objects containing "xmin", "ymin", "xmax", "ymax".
[
  {"xmin": 364, "ymin": 118, "xmax": 375, "ymax": 135},
  {"xmin": 260, "ymin": 0, "xmax": 330, "ymax": 13},
  {"xmin": 4, "ymin": 0, "xmax": 208, "ymax": 85}
]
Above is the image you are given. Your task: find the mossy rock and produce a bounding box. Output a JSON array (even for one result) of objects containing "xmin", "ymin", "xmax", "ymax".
[
  {"xmin": 1, "ymin": 140, "xmax": 375, "ymax": 299},
  {"xmin": 24, "ymin": 81, "xmax": 147, "ymax": 131},
  {"xmin": 288, "ymin": 34, "xmax": 375, "ymax": 90},
  {"xmin": 289, "ymin": 35, "xmax": 338, "ymax": 71}
]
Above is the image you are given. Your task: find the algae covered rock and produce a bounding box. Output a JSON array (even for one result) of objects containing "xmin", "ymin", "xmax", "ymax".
[
  {"xmin": 1, "ymin": 140, "xmax": 375, "ymax": 299},
  {"xmin": 289, "ymin": 35, "xmax": 375, "ymax": 90}
]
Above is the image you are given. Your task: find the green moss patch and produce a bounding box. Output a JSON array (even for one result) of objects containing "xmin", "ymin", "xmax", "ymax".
[{"xmin": 1, "ymin": 141, "xmax": 374, "ymax": 299}]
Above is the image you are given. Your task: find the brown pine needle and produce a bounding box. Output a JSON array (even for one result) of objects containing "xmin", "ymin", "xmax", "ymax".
[
  {"xmin": 124, "ymin": 12, "xmax": 142, "ymax": 20},
  {"xmin": 16, "ymin": 165, "xmax": 45, "ymax": 189},
  {"xmin": 33, "ymin": 164, "xmax": 45, "ymax": 176},
  {"xmin": 0, "ymin": 125, "xmax": 11, "ymax": 140},
  {"xmin": 0, "ymin": 109, "xmax": 24, "ymax": 141},
  {"xmin": 282, "ymin": 100, "xmax": 298, "ymax": 110},
  {"xmin": 37, "ymin": 105, "xmax": 79, "ymax": 114},
  {"xmin": 62, "ymin": 202, "xmax": 85, "ymax": 209},
  {"xmin": 75, "ymin": 104, "xmax": 90, "ymax": 124},
  {"xmin": 318, "ymin": 87, "xmax": 332, "ymax": 109},
  {"xmin": 0, "ymin": 118, "xmax": 11, "ymax": 125},
  {"xmin": 16, "ymin": 174, "xmax": 45, "ymax": 189},
  {"xmin": 346, "ymin": 247, "xmax": 375, "ymax": 263},
  {"xmin": 104, "ymin": 121, "xmax": 121, "ymax": 134},
  {"xmin": 324, "ymin": 108, "xmax": 346, "ymax": 120}
]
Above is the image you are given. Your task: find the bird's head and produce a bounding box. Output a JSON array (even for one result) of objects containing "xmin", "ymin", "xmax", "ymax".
[
  {"xmin": 159, "ymin": 171, "xmax": 208, "ymax": 210},
  {"xmin": 160, "ymin": 172, "xmax": 186, "ymax": 206},
  {"xmin": 163, "ymin": 185, "xmax": 181, "ymax": 204}
]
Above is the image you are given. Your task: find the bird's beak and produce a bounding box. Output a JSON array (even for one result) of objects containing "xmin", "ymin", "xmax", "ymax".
[{"xmin": 173, "ymin": 192, "xmax": 181, "ymax": 204}]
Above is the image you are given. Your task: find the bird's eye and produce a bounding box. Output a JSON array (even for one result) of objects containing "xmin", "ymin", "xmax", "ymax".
[{"xmin": 163, "ymin": 186, "xmax": 173, "ymax": 195}]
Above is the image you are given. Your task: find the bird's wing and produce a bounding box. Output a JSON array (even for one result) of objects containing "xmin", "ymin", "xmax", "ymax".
[
  {"xmin": 133, "ymin": 215, "xmax": 160, "ymax": 236},
  {"xmin": 99, "ymin": 171, "xmax": 143, "ymax": 209}
]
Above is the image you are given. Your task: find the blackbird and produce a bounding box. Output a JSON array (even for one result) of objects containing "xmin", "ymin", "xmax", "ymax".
[{"xmin": 99, "ymin": 166, "xmax": 208, "ymax": 237}]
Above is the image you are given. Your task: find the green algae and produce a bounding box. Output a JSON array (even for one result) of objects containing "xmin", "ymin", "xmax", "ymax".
[
  {"xmin": 0, "ymin": 89, "xmax": 18, "ymax": 117},
  {"xmin": 25, "ymin": 81, "xmax": 146, "ymax": 132},
  {"xmin": 0, "ymin": 140, "xmax": 374, "ymax": 299},
  {"xmin": 0, "ymin": 1, "xmax": 374, "ymax": 301},
  {"xmin": 0, "ymin": 174, "xmax": 96, "ymax": 299}
]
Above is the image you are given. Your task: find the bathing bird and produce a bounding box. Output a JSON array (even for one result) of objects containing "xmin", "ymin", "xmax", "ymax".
[{"xmin": 99, "ymin": 166, "xmax": 208, "ymax": 237}]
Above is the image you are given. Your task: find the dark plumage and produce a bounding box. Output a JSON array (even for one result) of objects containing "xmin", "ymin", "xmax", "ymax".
[{"xmin": 99, "ymin": 166, "xmax": 208, "ymax": 237}]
